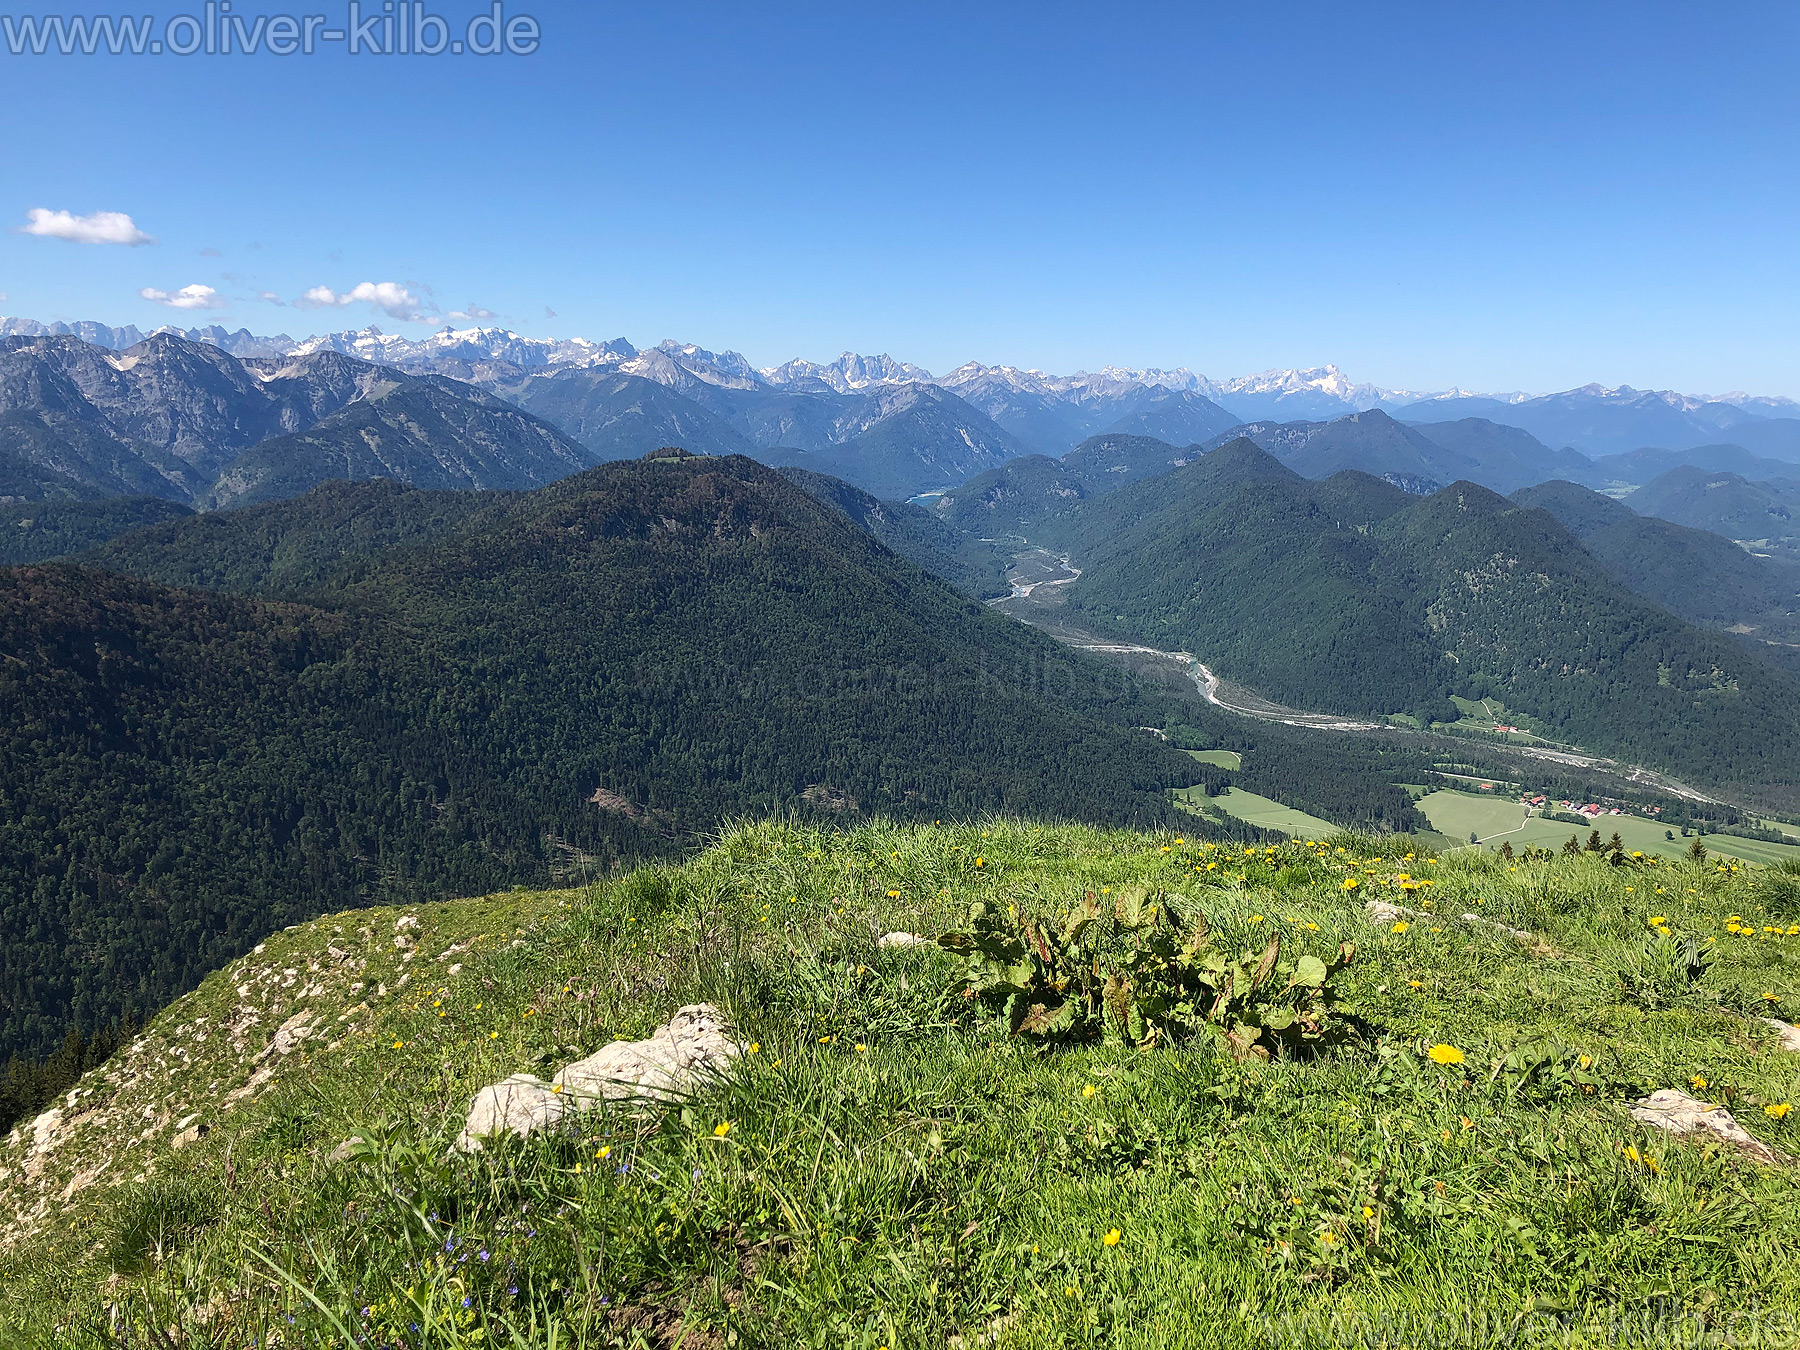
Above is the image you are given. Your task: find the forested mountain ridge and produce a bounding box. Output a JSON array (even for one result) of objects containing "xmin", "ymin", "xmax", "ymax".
[
  {"xmin": 1043, "ymin": 440, "xmax": 1800, "ymax": 799},
  {"xmin": 1624, "ymin": 465, "xmax": 1800, "ymax": 545},
  {"xmin": 775, "ymin": 466, "xmax": 1010, "ymax": 597},
  {"xmin": 0, "ymin": 496, "xmax": 191, "ymax": 565},
  {"xmin": 79, "ymin": 477, "xmax": 509, "ymax": 595},
  {"xmin": 0, "ymin": 451, "xmax": 1204, "ymax": 1062},
  {"xmin": 509, "ymin": 370, "xmax": 1028, "ymax": 498},
  {"xmin": 1512, "ymin": 479, "xmax": 1800, "ymax": 643}
]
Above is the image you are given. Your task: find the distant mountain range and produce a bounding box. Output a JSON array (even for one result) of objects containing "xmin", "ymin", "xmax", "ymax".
[
  {"xmin": 7, "ymin": 314, "xmax": 1795, "ymax": 461},
  {"xmin": 0, "ymin": 332, "xmax": 595, "ymax": 509}
]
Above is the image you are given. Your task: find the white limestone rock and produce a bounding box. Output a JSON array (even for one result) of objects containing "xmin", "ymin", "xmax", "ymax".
[
  {"xmin": 1629, "ymin": 1089, "xmax": 1785, "ymax": 1166},
  {"xmin": 1761, "ymin": 1018, "xmax": 1800, "ymax": 1053},
  {"xmin": 456, "ymin": 1003, "xmax": 737, "ymax": 1152},
  {"xmin": 455, "ymin": 1074, "xmax": 568, "ymax": 1151},
  {"xmin": 877, "ymin": 931, "xmax": 932, "ymax": 949},
  {"xmin": 555, "ymin": 1003, "xmax": 737, "ymax": 1105}
]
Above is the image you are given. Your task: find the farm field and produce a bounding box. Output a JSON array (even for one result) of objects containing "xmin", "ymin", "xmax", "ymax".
[
  {"xmin": 1175, "ymin": 784, "xmax": 1336, "ymax": 837},
  {"xmin": 1182, "ymin": 749, "xmax": 1242, "ymax": 770},
  {"xmin": 1435, "ymin": 696, "xmax": 1562, "ymax": 746},
  {"xmin": 1416, "ymin": 790, "xmax": 1800, "ymax": 866}
]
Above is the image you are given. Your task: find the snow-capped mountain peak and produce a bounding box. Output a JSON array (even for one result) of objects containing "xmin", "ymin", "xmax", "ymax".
[{"xmin": 763, "ymin": 352, "xmax": 935, "ymax": 393}]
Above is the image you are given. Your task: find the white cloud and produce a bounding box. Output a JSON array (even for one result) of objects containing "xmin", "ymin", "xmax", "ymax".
[
  {"xmin": 298, "ymin": 280, "xmax": 428, "ymax": 321},
  {"xmin": 544, "ymin": 306, "xmax": 557, "ymax": 319},
  {"xmin": 140, "ymin": 283, "xmax": 223, "ymax": 311},
  {"xmin": 21, "ymin": 208, "xmax": 155, "ymax": 246},
  {"xmin": 256, "ymin": 291, "xmax": 284, "ymax": 305},
  {"xmin": 447, "ymin": 304, "xmax": 497, "ymax": 322}
]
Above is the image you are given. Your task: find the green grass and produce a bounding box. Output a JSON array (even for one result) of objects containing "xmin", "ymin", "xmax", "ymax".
[
  {"xmin": 5, "ymin": 820, "xmax": 1800, "ymax": 1348},
  {"xmin": 1415, "ymin": 789, "xmax": 1533, "ymax": 845},
  {"xmin": 1171, "ymin": 783, "xmax": 1334, "ymax": 836},
  {"xmin": 1182, "ymin": 749, "xmax": 1242, "ymax": 771}
]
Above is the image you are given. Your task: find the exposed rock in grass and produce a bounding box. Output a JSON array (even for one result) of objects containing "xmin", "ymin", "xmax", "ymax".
[
  {"xmin": 456, "ymin": 1003, "xmax": 737, "ymax": 1151},
  {"xmin": 1762, "ymin": 1018, "xmax": 1800, "ymax": 1053},
  {"xmin": 1365, "ymin": 898, "xmax": 1538, "ymax": 945},
  {"xmin": 1629, "ymin": 1089, "xmax": 1787, "ymax": 1165},
  {"xmin": 877, "ymin": 931, "xmax": 931, "ymax": 949},
  {"xmin": 456, "ymin": 1074, "xmax": 568, "ymax": 1149}
]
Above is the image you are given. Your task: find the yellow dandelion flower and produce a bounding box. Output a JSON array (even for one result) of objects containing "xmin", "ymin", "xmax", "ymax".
[
  {"xmin": 1766, "ymin": 1103, "xmax": 1793, "ymax": 1119},
  {"xmin": 1343, "ymin": 878, "xmax": 1360, "ymax": 891},
  {"xmin": 714, "ymin": 1121, "xmax": 732, "ymax": 1136},
  {"xmin": 1427, "ymin": 1043, "xmax": 1465, "ymax": 1066},
  {"xmin": 1082, "ymin": 1083, "xmax": 1097, "ymax": 1099},
  {"xmin": 1407, "ymin": 979, "xmax": 1423, "ymax": 989},
  {"xmin": 596, "ymin": 1146, "xmax": 611, "ymax": 1159},
  {"xmin": 1391, "ymin": 921, "xmax": 1410, "ymax": 933},
  {"xmin": 1690, "ymin": 1075, "xmax": 1707, "ymax": 1090},
  {"xmin": 1102, "ymin": 1228, "xmax": 1122, "ymax": 1247}
]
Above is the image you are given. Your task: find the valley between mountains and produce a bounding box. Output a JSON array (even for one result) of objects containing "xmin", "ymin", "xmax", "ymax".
[{"xmin": 2, "ymin": 321, "xmax": 1800, "ymax": 1346}]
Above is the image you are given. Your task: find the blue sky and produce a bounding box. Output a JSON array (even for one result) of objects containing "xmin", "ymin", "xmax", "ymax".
[{"xmin": 2, "ymin": 0, "xmax": 1796, "ymax": 395}]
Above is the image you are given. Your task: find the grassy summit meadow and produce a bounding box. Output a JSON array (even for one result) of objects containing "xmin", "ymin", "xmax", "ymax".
[{"xmin": 4, "ymin": 820, "xmax": 1800, "ymax": 1348}]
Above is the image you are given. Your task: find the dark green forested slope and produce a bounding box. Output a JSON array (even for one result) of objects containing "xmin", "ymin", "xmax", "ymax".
[
  {"xmin": 1512, "ymin": 479, "xmax": 1800, "ymax": 640},
  {"xmin": 1624, "ymin": 466, "xmax": 1800, "ymax": 542},
  {"xmin": 0, "ymin": 496, "xmax": 192, "ymax": 565},
  {"xmin": 0, "ymin": 453, "xmax": 1204, "ymax": 1061},
  {"xmin": 311, "ymin": 454, "xmax": 1198, "ymax": 830},
  {"xmin": 1049, "ymin": 440, "xmax": 1800, "ymax": 797},
  {"xmin": 1047, "ymin": 440, "xmax": 1455, "ymax": 720},
  {"xmin": 776, "ymin": 466, "xmax": 1010, "ymax": 597},
  {"xmin": 931, "ymin": 454, "xmax": 1096, "ymax": 536},
  {"xmin": 0, "ymin": 566, "xmax": 570, "ymax": 1063},
  {"xmin": 81, "ymin": 477, "xmax": 507, "ymax": 595}
]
